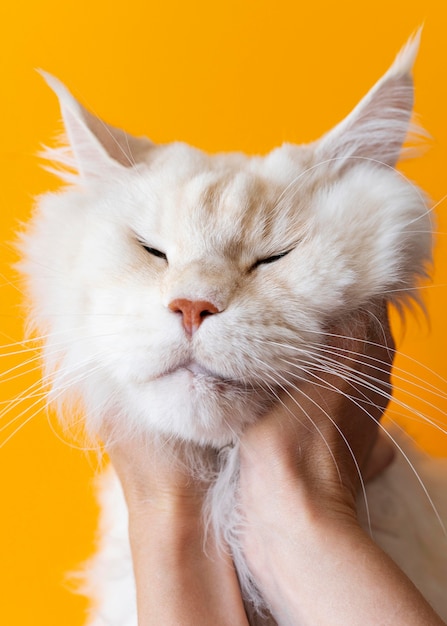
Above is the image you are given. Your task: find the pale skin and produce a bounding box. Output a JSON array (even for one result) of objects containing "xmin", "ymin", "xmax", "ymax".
[
  {"xmin": 106, "ymin": 309, "xmax": 445, "ymax": 626},
  {"xmin": 107, "ymin": 440, "xmax": 248, "ymax": 625}
]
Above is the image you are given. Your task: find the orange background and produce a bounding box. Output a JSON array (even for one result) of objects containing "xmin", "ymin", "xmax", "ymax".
[{"xmin": 1, "ymin": 1, "xmax": 446, "ymax": 624}]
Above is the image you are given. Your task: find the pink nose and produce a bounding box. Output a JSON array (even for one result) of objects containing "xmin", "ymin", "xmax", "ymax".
[{"xmin": 169, "ymin": 298, "xmax": 219, "ymax": 336}]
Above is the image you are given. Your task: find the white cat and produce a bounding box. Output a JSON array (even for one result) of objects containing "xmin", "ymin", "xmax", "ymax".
[{"xmin": 18, "ymin": 32, "xmax": 447, "ymax": 624}]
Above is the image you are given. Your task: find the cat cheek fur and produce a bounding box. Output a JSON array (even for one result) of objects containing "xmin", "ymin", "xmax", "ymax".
[{"xmin": 308, "ymin": 166, "xmax": 431, "ymax": 310}]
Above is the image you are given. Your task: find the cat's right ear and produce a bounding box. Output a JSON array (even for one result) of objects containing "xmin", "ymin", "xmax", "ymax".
[
  {"xmin": 312, "ymin": 29, "xmax": 423, "ymax": 171},
  {"xmin": 39, "ymin": 71, "xmax": 153, "ymax": 180}
]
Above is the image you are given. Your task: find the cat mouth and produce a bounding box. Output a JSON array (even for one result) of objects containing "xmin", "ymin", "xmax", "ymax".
[
  {"xmin": 155, "ymin": 360, "xmax": 244, "ymax": 388},
  {"xmin": 183, "ymin": 361, "xmax": 214, "ymax": 376},
  {"xmin": 153, "ymin": 360, "xmax": 218, "ymax": 380}
]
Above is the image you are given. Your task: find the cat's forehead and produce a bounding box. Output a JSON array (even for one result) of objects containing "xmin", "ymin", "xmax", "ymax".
[
  {"xmin": 181, "ymin": 165, "xmax": 273, "ymax": 216},
  {"xmin": 144, "ymin": 145, "xmax": 312, "ymax": 257},
  {"xmin": 151, "ymin": 141, "xmax": 315, "ymax": 195}
]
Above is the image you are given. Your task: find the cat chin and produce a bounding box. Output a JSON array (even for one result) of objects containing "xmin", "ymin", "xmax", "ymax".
[{"xmin": 122, "ymin": 368, "xmax": 269, "ymax": 447}]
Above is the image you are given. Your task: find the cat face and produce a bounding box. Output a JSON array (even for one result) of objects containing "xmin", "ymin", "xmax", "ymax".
[{"xmin": 19, "ymin": 35, "xmax": 432, "ymax": 447}]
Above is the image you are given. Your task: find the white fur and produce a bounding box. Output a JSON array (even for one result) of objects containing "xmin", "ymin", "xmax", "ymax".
[{"xmin": 18, "ymin": 34, "xmax": 447, "ymax": 624}]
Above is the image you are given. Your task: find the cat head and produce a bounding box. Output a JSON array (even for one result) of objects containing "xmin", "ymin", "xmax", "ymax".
[{"xmin": 20, "ymin": 32, "xmax": 432, "ymax": 447}]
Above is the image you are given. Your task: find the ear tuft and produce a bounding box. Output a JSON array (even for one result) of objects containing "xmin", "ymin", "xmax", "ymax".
[
  {"xmin": 38, "ymin": 71, "xmax": 153, "ymax": 180},
  {"xmin": 315, "ymin": 29, "xmax": 425, "ymax": 170},
  {"xmin": 387, "ymin": 26, "xmax": 422, "ymax": 77}
]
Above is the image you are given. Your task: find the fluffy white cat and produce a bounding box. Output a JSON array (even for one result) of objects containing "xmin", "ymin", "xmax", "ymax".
[{"xmin": 18, "ymin": 31, "xmax": 447, "ymax": 624}]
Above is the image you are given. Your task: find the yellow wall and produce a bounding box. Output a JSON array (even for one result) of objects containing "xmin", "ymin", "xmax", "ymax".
[{"xmin": 1, "ymin": 1, "xmax": 446, "ymax": 624}]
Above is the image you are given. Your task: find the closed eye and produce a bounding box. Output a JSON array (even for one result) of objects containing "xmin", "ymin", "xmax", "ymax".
[
  {"xmin": 252, "ymin": 249, "xmax": 293, "ymax": 270},
  {"xmin": 140, "ymin": 244, "xmax": 168, "ymax": 262}
]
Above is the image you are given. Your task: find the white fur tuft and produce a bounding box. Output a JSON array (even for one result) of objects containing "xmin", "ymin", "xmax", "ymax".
[
  {"xmin": 38, "ymin": 71, "xmax": 153, "ymax": 180},
  {"xmin": 315, "ymin": 29, "xmax": 426, "ymax": 169},
  {"xmin": 387, "ymin": 27, "xmax": 422, "ymax": 77}
]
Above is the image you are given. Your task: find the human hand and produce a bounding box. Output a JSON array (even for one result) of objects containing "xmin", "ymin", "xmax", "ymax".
[
  {"xmin": 104, "ymin": 431, "xmax": 212, "ymax": 518},
  {"xmin": 103, "ymin": 431, "xmax": 248, "ymax": 626},
  {"xmin": 240, "ymin": 304, "xmax": 395, "ymax": 517},
  {"xmin": 237, "ymin": 305, "xmax": 446, "ymax": 626}
]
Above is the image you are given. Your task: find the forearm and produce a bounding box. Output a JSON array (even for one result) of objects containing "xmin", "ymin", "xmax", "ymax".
[
  {"xmin": 261, "ymin": 513, "xmax": 443, "ymax": 625},
  {"xmin": 128, "ymin": 506, "xmax": 249, "ymax": 626},
  {"xmin": 242, "ymin": 465, "xmax": 445, "ymax": 626}
]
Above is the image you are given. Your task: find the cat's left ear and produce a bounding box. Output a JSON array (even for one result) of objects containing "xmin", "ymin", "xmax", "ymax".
[
  {"xmin": 314, "ymin": 29, "xmax": 422, "ymax": 169},
  {"xmin": 39, "ymin": 71, "xmax": 153, "ymax": 179}
]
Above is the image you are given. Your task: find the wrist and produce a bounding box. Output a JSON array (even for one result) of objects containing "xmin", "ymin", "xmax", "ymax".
[
  {"xmin": 128, "ymin": 513, "xmax": 204, "ymax": 576},
  {"xmin": 127, "ymin": 493, "xmax": 205, "ymax": 552},
  {"xmin": 128, "ymin": 501, "xmax": 249, "ymax": 626},
  {"xmin": 240, "ymin": 450, "xmax": 360, "ymax": 595},
  {"xmin": 242, "ymin": 495, "xmax": 364, "ymax": 623},
  {"xmin": 125, "ymin": 485, "xmax": 205, "ymax": 517}
]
